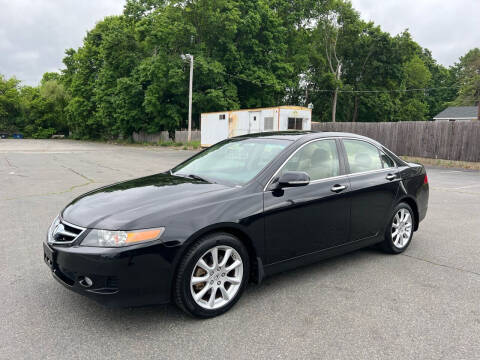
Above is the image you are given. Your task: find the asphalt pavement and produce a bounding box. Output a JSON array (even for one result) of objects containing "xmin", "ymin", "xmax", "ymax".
[{"xmin": 1, "ymin": 139, "xmax": 479, "ymax": 360}]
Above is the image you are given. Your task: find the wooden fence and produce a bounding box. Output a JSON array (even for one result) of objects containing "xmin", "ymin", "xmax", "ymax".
[
  {"xmin": 133, "ymin": 122, "xmax": 480, "ymax": 162},
  {"xmin": 312, "ymin": 121, "xmax": 480, "ymax": 162},
  {"xmin": 132, "ymin": 130, "xmax": 200, "ymax": 143},
  {"xmin": 174, "ymin": 130, "xmax": 201, "ymax": 143}
]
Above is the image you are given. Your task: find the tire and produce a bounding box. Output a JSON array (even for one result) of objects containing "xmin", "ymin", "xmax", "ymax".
[
  {"xmin": 380, "ymin": 202, "xmax": 415, "ymax": 254},
  {"xmin": 174, "ymin": 232, "xmax": 250, "ymax": 318}
]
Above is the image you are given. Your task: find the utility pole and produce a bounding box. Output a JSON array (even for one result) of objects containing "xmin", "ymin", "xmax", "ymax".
[{"xmin": 181, "ymin": 54, "xmax": 194, "ymax": 142}]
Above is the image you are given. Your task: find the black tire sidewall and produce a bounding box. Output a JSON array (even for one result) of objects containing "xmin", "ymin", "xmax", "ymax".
[
  {"xmin": 176, "ymin": 233, "xmax": 250, "ymax": 318},
  {"xmin": 384, "ymin": 202, "xmax": 415, "ymax": 254}
]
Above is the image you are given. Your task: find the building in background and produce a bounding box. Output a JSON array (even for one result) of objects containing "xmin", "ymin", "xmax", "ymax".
[
  {"xmin": 200, "ymin": 106, "xmax": 312, "ymax": 147},
  {"xmin": 433, "ymin": 106, "xmax": 479, "ymax": 121}
]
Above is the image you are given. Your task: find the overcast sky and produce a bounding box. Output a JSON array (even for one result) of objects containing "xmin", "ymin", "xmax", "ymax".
[
  {"xmin": 1, "ymin": 0, "xmax": 479, "ymax": 85},
  {"xmin": 0, "ymin": 0, "xmax": 125, "ymax": 85},
  {"xmin": 351, "ymin": 0, "xmax": 480, "ymax": 67}
]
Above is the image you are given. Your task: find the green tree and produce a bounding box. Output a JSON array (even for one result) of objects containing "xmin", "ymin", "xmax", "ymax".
[
  {"xmin": 420, "ymin": 49, "xmax": 457, "ymax": 118},
  {"xmin": 43, "ymin": 0, "xmax": 462, "ymax": 137},
  {"xmin": 0, "ymin": 75, "xmax": 22, "ymax": 132},
  {"xmin": 18, "ymin": 78, "xmax": 69, "ymax": 138},
  {"xmin": 313, "ymin": 0, "xmax": 363, "ymax": 122},
  {"xmin": 62, "ymin": 18, "xmax": 114, "ymax": 139},
  {"xmin": 394, "ymin": 54, "xmax": 431, "ymax": 121},
  {"xmin": 2, "ymin": 0, "xmax": 469, "ymax": 138},
  {"xmin": 451, "ymin": 48, "xmax": 480, "ymax": 106}
]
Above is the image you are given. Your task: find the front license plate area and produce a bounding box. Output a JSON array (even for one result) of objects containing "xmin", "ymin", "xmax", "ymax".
[{"xmin": 43, "ymin": 243, "xmax": 56, "ymax": 270}]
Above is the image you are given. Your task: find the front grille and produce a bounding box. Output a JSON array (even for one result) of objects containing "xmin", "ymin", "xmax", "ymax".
[{"xmin": 49, "ymin": 220, "xmax": 85, "ymax": 245}]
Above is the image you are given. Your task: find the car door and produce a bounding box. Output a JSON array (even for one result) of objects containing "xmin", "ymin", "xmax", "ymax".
[
  {"xmin": 341, "ymin": 138, "xmax": 400, "ymax": 241},
  {"xmin": 263, "ymin": 138, "xmax": 351, "ymax": 264}
]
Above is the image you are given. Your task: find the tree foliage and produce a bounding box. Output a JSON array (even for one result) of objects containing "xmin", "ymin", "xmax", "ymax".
[
  {"xmin": 0, "ymin": 75, "xmax": 22, "ymax": 133},
  {"xmin": 0, "ymin": 0, "xmax": 474, "ymax": 139},
  {"xmin": 450, "ymin": 48, "xmax": 480, "ymax": 106},
  {"xmin": 0, "ymin": 74, "xmax": 68, "ymax": 137}
]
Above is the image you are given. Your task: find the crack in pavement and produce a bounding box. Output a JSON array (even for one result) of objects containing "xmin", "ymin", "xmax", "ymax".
[
  {"xmin": 60, "ymin": 165, "xmax": 95, "ymax": 182},
  {"xmin": 76, "ymin": 157, "xmax": 137, "ymax": 177},
  {"xmin": 4, "ymin": 156, "xmax": 17, "ymax": 169},
  {"xmin": 1, "ymin": 181, "xmax": 96, "ymax": 201},
  {"xmin": 1, "ymin": 162, "xmax": 96, "ymax": 201},
  {"xmin": 401, "ymin": 253, "xmax": 480, "ymax": 277}
]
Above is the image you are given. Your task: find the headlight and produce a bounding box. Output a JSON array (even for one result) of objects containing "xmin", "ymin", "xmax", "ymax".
[
  {"xmin": 81, "ymin": 228, "xmax": 165, "ymax": 247},
  {"xmin": 47, "ymin": 215, "xmax": 60, "ymax": 243}
]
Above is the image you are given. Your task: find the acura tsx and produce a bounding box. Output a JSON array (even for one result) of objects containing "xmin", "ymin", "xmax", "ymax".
[{"xmin": 44, "ymin": 132, "xmax": 428, "ymax": 317}]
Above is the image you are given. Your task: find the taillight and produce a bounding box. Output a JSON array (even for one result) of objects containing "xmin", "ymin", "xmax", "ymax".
[{"xmin": 424, "ymin": 174, "xmax": 428, "ymax": 184}]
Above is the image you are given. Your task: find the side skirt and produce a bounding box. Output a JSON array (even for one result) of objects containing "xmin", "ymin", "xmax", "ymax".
[{"xmin": 263, "ymin": 235, "xmax": 383, "ymax": 278}]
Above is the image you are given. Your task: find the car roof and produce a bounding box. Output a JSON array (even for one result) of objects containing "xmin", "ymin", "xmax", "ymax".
[
  {"xmin": 234, "ymin": 131, "xmax": 381, "ymax": 145},
  {"xmin": 232, "ymin": 131, "xmax": 313, "ymax": 141}
]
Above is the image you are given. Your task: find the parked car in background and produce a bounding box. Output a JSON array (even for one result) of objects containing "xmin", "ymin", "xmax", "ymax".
[{"xmin": 44, "ymin": 132, "xmax": 429, "ymax": 318}]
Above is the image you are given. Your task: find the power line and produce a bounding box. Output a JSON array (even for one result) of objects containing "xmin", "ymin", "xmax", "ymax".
[
  {"xmin": 201, "ymin": 65, "xmax": 460, "ymax": 94},
  {"xmin": 309, "ymin": 86, "xmax": 460, "ymax": 94},
  {"xmin": 195, "ymin": 62, "xmax": 282, "ymax": 88},
  {"xmin": 222, "ymin": 71, "xmax": 281, "ymax": 88}
]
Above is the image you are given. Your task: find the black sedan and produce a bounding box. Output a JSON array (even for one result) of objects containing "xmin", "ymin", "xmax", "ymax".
[{"xmin": 44, "ymin": 132, "xmax": 429, "ymax": 318}]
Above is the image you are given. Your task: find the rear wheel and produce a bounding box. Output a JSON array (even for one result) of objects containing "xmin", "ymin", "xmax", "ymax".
[
  {"xmin": 381, "ymin": 202, "xmax": 414, "ymax": 254},
  {"xmin": 174, "ymin": 233, "xmax": 249, "ymax": 318}
]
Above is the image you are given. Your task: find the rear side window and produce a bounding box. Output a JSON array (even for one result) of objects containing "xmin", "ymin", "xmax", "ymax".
[
  {"xmin": 280, "ymin": 139, "xmax": 340, "ymax": 181},
  {"xmin": 343, "ymin": 139, "xmax": 384, "ymax": 174},
  {"xmin": 380, "ymin": 152, "xmax": 395, "ymax": 168}
]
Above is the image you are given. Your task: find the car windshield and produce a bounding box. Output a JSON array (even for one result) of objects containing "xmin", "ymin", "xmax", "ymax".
[{"xmin": 172, "ymin": 138, "xmax": 291, "ymax": 186}]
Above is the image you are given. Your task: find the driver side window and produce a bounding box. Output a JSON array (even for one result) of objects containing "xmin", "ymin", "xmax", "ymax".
[{"xmin": 280, "ymin": 139, "xmax": 340, "ymax": 181}]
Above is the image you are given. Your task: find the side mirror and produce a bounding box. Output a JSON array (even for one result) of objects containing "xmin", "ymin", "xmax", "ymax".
[{"xmin": 277, "ymin": 171, "xmax": 310, "ymax": 188}]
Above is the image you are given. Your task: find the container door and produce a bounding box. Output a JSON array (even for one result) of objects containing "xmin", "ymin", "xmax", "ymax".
[{"xmin": 249, "ymin": 112, "xmax": 261, "ymax": 134}]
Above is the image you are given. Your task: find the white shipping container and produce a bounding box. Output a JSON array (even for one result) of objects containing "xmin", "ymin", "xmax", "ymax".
[{"xmin": 200, "ymin": 106, "xmax": 312, "ymax": 147}]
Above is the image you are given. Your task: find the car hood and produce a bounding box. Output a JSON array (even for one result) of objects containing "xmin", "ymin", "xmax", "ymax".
[{"xmin": 61, "ymin": 173, "xmax": 231, "ymax": 230}]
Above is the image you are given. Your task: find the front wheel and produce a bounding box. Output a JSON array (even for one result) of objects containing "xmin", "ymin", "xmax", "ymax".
[
  {"xmin": 380, "ymin": 202, "xmax": 414, "ymax": 254},
  {"xmin": 174, "ymin": 233, "xmax": 249, "ymax": 318}
]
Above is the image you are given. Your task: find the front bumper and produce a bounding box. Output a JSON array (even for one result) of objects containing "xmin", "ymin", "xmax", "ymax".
[{"xmin": 43, "ymin": 241, "xmax": 179, "ymax": 307}]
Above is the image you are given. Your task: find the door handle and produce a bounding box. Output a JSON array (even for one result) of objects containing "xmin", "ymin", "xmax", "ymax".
[
  {"xmin": 331, "ymin": 184, "xmax": 347, "ymax": 193},
  {"xmin": 386, "ymin": 173, "xmax": 397, "ymax": 181}
]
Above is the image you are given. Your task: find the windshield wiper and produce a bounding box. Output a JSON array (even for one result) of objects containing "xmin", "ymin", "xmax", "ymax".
[
  {"xmin": 187, "ymin": 174, "xmax": 214, "ymax": 183},
  {"xmin": 170, "ymin": 171, "xmax": 216, "ymax": 184}
]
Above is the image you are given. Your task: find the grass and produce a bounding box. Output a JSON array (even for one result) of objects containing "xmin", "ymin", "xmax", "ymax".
[
  {"xmin": 157, "ymin": 140, "xmax": 201, "ymax": 149},
  {"xmin": 132, "ymin": 139, "xmax": 201, "ymax": 149},
  {"xmin": 401, "ymin": 156, "xmax": 480, "ymax": 170},
  {"xmin": 103, "ymin": 137, "xmax": 202, "ymax": 149},
  {"xmin": 86, "ymin": 137, "xmax": 202, "ymax": 150}
]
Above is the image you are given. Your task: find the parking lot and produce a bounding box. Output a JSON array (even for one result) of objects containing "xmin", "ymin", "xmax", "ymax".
[{"xmin": 1, "ymin": 139, "xmax": 479, "ymax": 359}]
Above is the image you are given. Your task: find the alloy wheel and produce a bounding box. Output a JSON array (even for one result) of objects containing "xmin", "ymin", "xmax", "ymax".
[
  {"xmin": 391, "ymin": 208, "xmax": 413, "ymax": 249},
  {"xmin": 190, "ymin": 245, "xmax": 243, "ymax": 310}
]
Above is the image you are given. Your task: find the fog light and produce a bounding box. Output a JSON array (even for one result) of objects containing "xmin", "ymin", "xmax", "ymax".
[{"xmin": 78, "ymin": 276, "xmax": 93, "ymax": 288}]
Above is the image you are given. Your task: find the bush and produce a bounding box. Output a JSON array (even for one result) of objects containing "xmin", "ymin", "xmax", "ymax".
[{"xmin": 31, "ymin": 127, "xmax": 56, "ymax": 139}]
